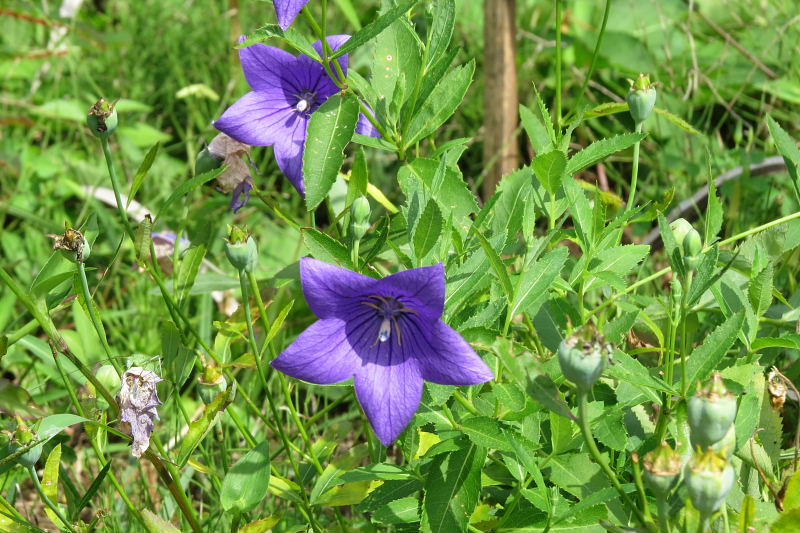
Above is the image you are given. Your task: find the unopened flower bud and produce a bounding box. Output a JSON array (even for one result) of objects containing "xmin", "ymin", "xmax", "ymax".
[
  {"xmin": 558, "ymin": 329, "xmax": 611, "ymax": 391},
  {"xmin": 198, "ymin": 366, "xmax": 228, "ymax": 404},
  {"xmin": 627, "ymin": 74, "xmax": 657, "ymax": 125},
  {"xmin": 670, "ymin": 218, "xmax": 702, "ymax": 269},
  {"xmin": 688, "ymin": 373, "xmax": 737, "ymax": 448},
  {"xmin": 643, "ymin": 441, "xmax": 682, "ymax": 497},
  {"xmin": 225, "ymin": 225, "xmax": 258, "ymax": 273},
  {"xmin": 87, "ymin": 98, "xmax": 118, "ymax": 139},
  {"xmin": 49, "ymin": 227, "xmax": 90, "ymax": 263},
  {"xmin": 685, "ymin": 448, "xmax": 734, "ymax": 516},
  {"xmin": 350, "ymin": 196, "xmax": 371, "ymax": 241}
]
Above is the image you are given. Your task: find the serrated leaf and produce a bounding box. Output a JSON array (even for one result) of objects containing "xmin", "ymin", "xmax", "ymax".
[
  {"xmin": 527, "ymin": 374, "xmax": 576, "ymax": 420},
  {"xmin": 749, "ymin": 264, "xmax": 774, "ymax": 317},
  {"xmin": 685, "ymin": 312, "xmax": 744, "ymax": 391},
  {"xmin": 237, "ymin": 24, "xmax": 317, "ymax": 60},
  {"xmin": 426, "ymin": 0, "xmax": 455, "ymax": 66},
  {"xmin": 178, "ymin": 387, "xmax": 234, "ymax": 466},
  {"xmin": 511, "ymin": 247, "xmax": 569, "ymax": 321},
  {"xmin": 371, "ymin": 496, "xmax": 420, "ymax": 524},
  {"xmin": 520, "ymin": 104, "xmax": 553, "ymax": 154},
  {"xmin": 221, "ymin": 441, "xmax": 271, "ymax": 513},
  {"xmin": 566, "ymin": 133, "xmax": 646, "ymax": 176},
  {"xmin": 303, "ymin": 93, "xmax": 360, "ymax": 210},
  {"xmin": 412, "ymin": 199, "xmax": 443, "ymax": 260},
  {"xmin": 372, "ymin": 17, "xmax": 421, "ymax": 117},
  {"xmin": 332, "ymin": 0, "xmax": 417, "ymax": 58},
  {"xmin": 584, "ymin": 244, "xmax": 649, "ymax": 291},
  {"xmin": 472, "ymin": 228, "xmax": 513, "ymax": 301},
  {"xmin": 420, "ymin": 441, "xmax": 485, "ymax": 533},
  {"xmin": 593, "ymin": 409, "xmax": 627, "ymax": 451},
  {"xmin": 405, "ymin": 60, "xmax": 474, "ymax": 146},
  {"xmin": 460, "ymin": 417, "xmax": 513, "ymax": 451},
  {"xmin": 346, "ymin": 148, "xmax": 368, "ymax": 206},
  {"xmin": 532, "ymin": 150, "xmax": 567, "ymax": 196},
  {"xmin": 302, "ymin": 228, "xmax": 353, "ymax": 268},
  {"xmin": 128, "ymin": 143, "xmax": 160, "ymax": 207}
]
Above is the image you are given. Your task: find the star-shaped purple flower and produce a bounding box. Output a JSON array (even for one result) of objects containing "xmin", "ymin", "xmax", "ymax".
[
  {"xmin": 271, "ymin": 258, "xmax": 495, "ymax": 445},
  {"xmin": 214, "ymin": 36, "xmax": 378, "ymax": 196},
  {"xmin": 274, "ymin": 0, "xmax": 310, "ymax": 31}
]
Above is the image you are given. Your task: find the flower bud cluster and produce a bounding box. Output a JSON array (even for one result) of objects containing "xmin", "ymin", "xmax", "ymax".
[{"xmin": 670, "ymin": 218, "xmax": 703, "ymax": 270}]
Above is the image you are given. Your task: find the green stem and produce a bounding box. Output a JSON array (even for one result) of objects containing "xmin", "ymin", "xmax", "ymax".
[
  {"xmin": 577, "ymin": 390, "xmax": 647, "ymax": 526},
  {"xmin": 100, "ymin": 137, "xmax": 135, "ymax": 241},
  {"xmin": 453, "ymin": 390, "xmax": 480, "ymax": 416},
  {"xmin": 699, "ymin": 513, "xmax": 711, "ymax": 533},
  {"xmin": 657, "ymin": 497, "xmax": 670, "ymax": 533},
  {"xmin": 679, "ymin": 270, "xmax": 693, "ymax": 397},
  {"xmin": 569, "ymin": 0, "xmax": 612, "ymax": 118},
  {"xmin": 627, "ymin": 122, "xmax": 644, "ymax": 211},
  {"xmin": 554, "ymin": 0, "xmax": 563, "ymax": 132},
  {"xmin": 28, "ymin": 466, "xmax": 76, "ymax": 533},
  {"xmin": 76, "ymin": 262, "xmax": 120, "ymax": 372}
]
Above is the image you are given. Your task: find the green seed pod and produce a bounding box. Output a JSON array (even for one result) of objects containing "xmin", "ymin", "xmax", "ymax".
[
  {"xmin": 627, "ymin": 74, "xmax": 657, "ymax": 125},
  {"xmin": 87, "ymin": 98, "xmax": 118, "ymax": 139},
  {"xmin": 643, "ymin": 441, "xmax": 682, "ymax": 497},
  {"xmin": 225, "ymin": 225, "xmax": 258, "ymax": 273},
  {"xmin": 685, "ymin": 448, "xmax": 735, "ymax": 516},
  {"xmin": 710, "ymin": 424, "xmax": 736, "ymax": 459},
  {"xmin": 49, "ymin": 227, "xmax": 90, "ymax": 263},
  {"xmin": 688, "ymin": 373, "xmax": 737, "ymax": 448},
  {"xmin": 558, "ymin": 329, "xmax": 611, "ymax": 391},
  {"xmin": 198, "ymin": 366, "xmax": 228, "ymax": 405}
]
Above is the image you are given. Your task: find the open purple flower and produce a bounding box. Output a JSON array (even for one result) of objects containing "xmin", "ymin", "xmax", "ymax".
[
  {"xmin": 274, "ymin": 0, "xmax": 310, "ymax": 30},
  {"xmin": 271, "ymin": 258, "xmax": 494, "ymax": 445},
  {"xmin": 214, "ymin": 36, "xmax": 378, "ymax": 195}
]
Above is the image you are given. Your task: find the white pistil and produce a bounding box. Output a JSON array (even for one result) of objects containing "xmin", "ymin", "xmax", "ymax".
[
  {"xmin": 296, "ymin": 99, "xmax": 309, "ymax": 112},
  {"xmin": 378, "ymin": 317, "xmax": 392, "ymax": 342}
]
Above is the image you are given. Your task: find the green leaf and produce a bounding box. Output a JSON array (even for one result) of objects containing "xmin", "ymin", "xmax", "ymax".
[
  {"xmin": 658, "ymin": 214, "xmax": 686, "ymax": 280},
  {"xmin": 532, "ymin": 150, "xmax": 567, "ymax": 196},
  {"xmin": 459, "ymin": 417, "xmax": 513, "ymax": 452},
  {"xmin": 221, "ymin": 441, "xmax": 271, "ymax": 513},
  {"xmin": 404, "ymin": 60, "xmax": 474, "ymax": 146},
  {"xmin": 142, "ymin": 509, "xmax": 183, "ymax": 533},
  {"xmin": 653, "ymin": 107, "xmax": 703, "ymax": 135},
  {"xmin": 238, "ymin": 24, "xmax": 317, "ymax": 60},
  {"xmin": 444, "ymin": 244, "xmax": 495, "ymax": 312},
  {"xmin": 372, "ymin": 17, "xmax": 421, "ymax": 117},
  {"xmin": 311, "ymin": 445, "xmax": 368, "ymax": 505},
  {"xmin": 371, "ymin": 497, "xmax": 420, "ymax": 524},
  {"xmin": 155, "ymin": 167, "xmax": 223, "ymax": 221},
  {"xmin": 236, "ymin": 516, "xmax": 280, "ymax": 533},
  {"xmin": 472, "ymin": 228, "xmax": 513, "ymax": 302},
  {"xmin": 771, "ymin": 508, "xmax": 800, "ymax": 533},
  {"xmin": 685, "ymin": 312, "xmax": 745, "ymax": 391},
  {"xmin": 412, "ymin": 199, "xmax": 443, "ymax": 260},
  {"xmin": 332, "ymin": 0, "xmax": 417, "ymax": 58},
  {"xmin": 490, "ymin": 167, "xmax": 534, "ymax": 247},
  {"xmin": 178, "ymin": 386, "xmax": 234, "ymax": 466},
  {"xmin": 527, "ymin": 374, "xmax": 576, "ymax": 420},
  {"xmin": 420, "ymin": 441, "xmax": 486, "ymax": 533},
  {"xmin": 749, "ymin": 264, "xmax": 774, "ymax": 317},
  {"xmin": 174, "ymin": 245, "xmax": 206, "ymax": 307},
  {"xmin": 128, "ymin": 143, "xmax": 160, "ymax": 207},
  {"xmin": 266, "ymin": 300, "xmax": 294, "ymax": 346},
  {"xmin": 584, "ymin": 244, "xmax": 649, "ymax": 291},
  {"xmin": 705, "ymin": 174, "xmax": 723, "ymax": 244},
  {"xmin": 42, "ymin": 444, "xmax": 64, "ymax": 529},
  {"xmin": 687, "ymin": 244, "xmax": 720, "ymax": 306},
  {"xmin": 566, "ymin": 133, "xmax": 646, "ymax": 176},
  {"xmin": 302, "ymin": 229, "xmax": 353, "ymax": 268},
  {"xmin": 520, "ymin": 104, "xmax": 553, "ymax": 154},
  {"xmin": 509, "ymin": 247, "xmax": 569, "ymax": 319},
  {"xmin": 593, "ymin": 408, "xmax": 627, "ymax": 451},
  {"xmin": 345, "ymin": 147, "xmax": 368, "ymax": 207},
  {"xmin": 303, "ymin": 93, "xmax": 360, "ymax": 210},
  {"xmin": 425, "ymin": 0, "xmax": 455, "ymax": 66}
]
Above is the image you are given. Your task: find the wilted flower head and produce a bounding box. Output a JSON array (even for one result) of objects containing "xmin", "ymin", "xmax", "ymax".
[
  {"xmin": 118, "ymin": 367, "xmax": 163, "ymax": 458},
  {"xmin": 201, "ymin": 133, "xmax": 255, "ymax": 213},
  {"xmin": 214, "ymin": 36, "xmax": 378, "ymax": 195},
  {"xmin": 274, "ymin": 0, "xmax": 310, "ymax": 30},
  {"xmin": 271, "ymin": 258, "xmax": 494, "ymax": 445},
  {"xmin": 48, "ymin": 226, "xmax": 90, "ymax": 263}
]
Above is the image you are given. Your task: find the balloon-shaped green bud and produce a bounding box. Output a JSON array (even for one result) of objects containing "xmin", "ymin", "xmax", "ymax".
[
  {"xmin": 225, "ymin": 225, "xmax": 258, "ymax": 273},
  {"xmin": 87, "ymin": 98, "xmax": 118, "ymax": 139},
  {"xmin": 643, "ymin": 441, "xmax": 682, "ymax": 497},
  {"xmin": 627, "ymin": 73, "xmax": 657, "ymax": 125},
  {"xmin": 558, "ymin": 328, "xmax": 612, "ymax": 391},
  {"xmin": 350, "ymin": 196, "xmax": 371, "ymax": 241},
  {"xmin": 670, "ymin": 218, "xmax": 703, "ymax": 269},
  {"xmin": 688, "ymin": 373, "xmax": 737, "ymax": 448},
  {"xmin": 685, "ymin": 448, "xmax": 735, "ymax": 516}
]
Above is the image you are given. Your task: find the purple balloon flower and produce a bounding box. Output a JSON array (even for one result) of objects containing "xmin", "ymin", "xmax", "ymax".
[
  {"xmin": 271, "ymin": 258, "xmax": 495, "ymax": 445},
  {"xmin": 214, "ymin": 36, "xmax": 378, "ymax": 196},
  {"xmin": 274, "ymin": 0, "xmax": 310, "ymax": 31}
]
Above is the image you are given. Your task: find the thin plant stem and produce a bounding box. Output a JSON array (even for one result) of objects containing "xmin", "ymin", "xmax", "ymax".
[
  {"xmin": 554, "ymin": 0, "xmax": 563, "ymax": 132},
  {"xmin": 679, "ymin": 270, "xmax": 693, "ymax": 397},
  {"xmin": 627, "ymin": 122, "xmax": 644, "ymax": 211},
  {"xmin": 657, "ymin": 497, "xmax": 670, "ymax": 533},
  {"xmin": 76, "ymin": 262, "xmax": 122, "ymax": 373},
  {"xmin": 27, "ymin": 466, "xmax": 76, "ymax": 533},
  {"xmin": 577, "ymin": 390, "xmax": 647, "ymax": 526},
  {"xmin": 569, "ymin": 0, "xmax": 612, "ymax": 118},
  {"xmin": 100, "ymin": 137, "xmax": 135, "ymax": 241}
]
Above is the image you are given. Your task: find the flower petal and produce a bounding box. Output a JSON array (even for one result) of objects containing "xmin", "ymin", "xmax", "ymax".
[
  {"xmin": 274, "ymin": 0, "xmax": 310, "ymax": 31},
  {"xmin": 407, "ymin": 319, "xmax": 494, "ymax": 385},
  {"xmin": 376, "ymin": 263, "xmax": 445, "ymax": 320},
  {"xmin": 354, "ymin": 344, "xmax": 423, "ymax": 446},
  {"xmin": 214, "ymin": 90, "xmax": 296, "ymax": 146},
  {"xmin": 239, "ymin": 42, "xmax": 302, "ymax": 93},
  {"xmin": 356, "ymin": 111, "xmax": 381, "ymax": 138},
  {"xmin": 271, "ymin": 318, "xmax": 359, "ymax": 384},
  {"xmin": 272, "ymin": 112, "xmax": 308, "ymax": 194},
  {"xmin": 300, "ymin": 257, "xmax": 378, "ymax": 319},
  {"xmin": 312, "ymin": 35, "xmax": 350, "ymax": 75}
]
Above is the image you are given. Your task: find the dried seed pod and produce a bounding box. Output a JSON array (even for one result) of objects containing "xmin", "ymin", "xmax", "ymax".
[
  {"xmin": 118, "ymin": 367, "xmax": 163, "ymax": 458},
  {"xmin": 87, "ymin": 98, "xmax": 118, "ymax": 139},
  {"xmin": 49, "ymin": 227, "xmax": 90, "ymax": 263}
]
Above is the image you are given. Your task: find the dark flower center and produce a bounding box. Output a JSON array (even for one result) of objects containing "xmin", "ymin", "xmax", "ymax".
[
  {"xmin": 295, "ymin": 90, "xmax": 317, "ymax": 114},
  {"xmin": 360, "ymin": 295, "xmax": 418, "ymax": 346}
]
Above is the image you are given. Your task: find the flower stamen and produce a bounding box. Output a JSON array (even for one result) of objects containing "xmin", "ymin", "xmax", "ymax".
[
  {"xmin": 360, "ymin": 295, "xmax": 417, "ymax": 347},
  {"xmin": 295, "ymin": 91, "xmax": 317, "ymax": 114}
]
